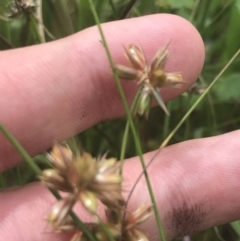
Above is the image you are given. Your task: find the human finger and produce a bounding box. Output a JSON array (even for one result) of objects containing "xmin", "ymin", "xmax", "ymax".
[
  {"xmin": 0, "ymin": 14, "xmax": 204, "ymax": 171},
  {"xmin": 1, "ymin": 131, "xmax": 240, "ymax": 240}
]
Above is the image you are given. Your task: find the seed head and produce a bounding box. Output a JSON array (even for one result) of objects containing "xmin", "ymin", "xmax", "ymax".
[
  {"xmin": 114, "ymin": 43, "xmax": 183, "ymax": 117},
  {"xmin": 39, "ymin": 169, "xmax": 72, "ymax": 192},
  {"xmin": 124, "ymin": 45, "xmax": 146, "ymax": 70},
  {"xmin": 126, "ymin": 205, "xmax": 152, "ymax": 229},
  {"xmin": 46, "ymin": 143, "xmax": 73, "ymax": 173},
  {"xmin": 122, "ymin": 205, "xmax": 153, "ymax": 241},
  {"xmin": 42, "ymin": 143, "xmax": 153, "ymax": 241},
  {"xmin": 41, "ymin": 143, "xmax": 124, "ymax": 218},
  {"xmin": 48, "ymin": 195, "xmax": 76, "ymax": 230},
  {"xmin": 78, "ymin": 190, "xmax": 97, "ymax": 214}
]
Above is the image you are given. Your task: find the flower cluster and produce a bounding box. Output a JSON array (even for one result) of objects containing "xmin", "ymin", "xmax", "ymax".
[
  {"xmin": 40, "ymin": 143, "xmax": 124, "ymax": 229},
  {"xmin": 114, "ymin": 44, "xmax": 183, "ymax": 117},
  {"xmin": 122, "ymin": 204, "xmax": 153, "ymax": 241},
  {"xmin": 69, "ymin": 204, "xmax": 152, "ymax": 241},
  {"xmin": 40, "ymin": 143, "xmax": 152, "ymax": 241}
]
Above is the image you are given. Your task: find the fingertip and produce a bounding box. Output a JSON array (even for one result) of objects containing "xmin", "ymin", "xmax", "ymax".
[{"xmin": 0, "ymin": 14, "xmax": 205, "ymax": 169}]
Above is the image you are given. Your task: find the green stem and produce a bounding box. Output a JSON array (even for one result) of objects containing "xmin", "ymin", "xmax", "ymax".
[
  {"xmin": 16, "ymin": 166, "xmax": 22, "ymax": 185},
  {"xmin": 119, "ymin": 0, "xmax": 139, "ymax": 19},
  {"xmin": 0, "ymin": 173, "xmax": 5, "ymax": 188},
  {"xmin": 119, "ymin": 87, "xmax": 142, "ymax": 174},
  {"xmin": 108, "ymin": 0, "xmax": 118, "ymax": 19},
  {"xmin": 161, "ymin": 48, "xmax": 240, "ymax": 148},
  {"xmin": 29, "ymin": 15, "xmax": 43, "ymax": 44},
  {"xmin": 87, "ymin": 1, "xmax": 166, "ymax": 240},
  {"xmin": 162, "ymin": 102, "xmax": 171, "ymax": 139},
  {"xmin": 0, "ymin": 123, "xmax": 41, "ymax": 174},
  {"xmin": 70, "ymin": 212, "xmax": 96, "ymax": 241},
  {"xmin": 95, "ymin": 214, "xmax": 115, "ymax": 241},
  {"xmin": 199, "ymin": 75, "xmax": 217, "ymax": 128},
  {"xmin": 55, "ymin": 0, "xmax": 74, "ymax": 36},
  {"xmin": 197, "ymin": 0, "xmax": 211, "ymax": 29},
  {"xmin": 0, "ymin": 34, "xmax": 14, "ymax": 49},
  {"xmin": 189, "ymin": 0, "xmax": 201, "ymax": 23},
  {"xmin": 35, "ymin": 0, "xmax": 45, "ymax": 42}
]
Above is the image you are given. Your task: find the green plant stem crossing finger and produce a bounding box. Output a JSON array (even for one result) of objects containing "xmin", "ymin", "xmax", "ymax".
[
  {"xmin": 161, "ymin": 48, "xmax": 240, "ymax": 148},
  {"xmin": 87, "ymin": 1, "xmax": 167, "ymax": 240}
]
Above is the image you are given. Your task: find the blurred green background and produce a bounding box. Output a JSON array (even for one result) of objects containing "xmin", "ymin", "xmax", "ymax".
[{"xmin": 0, "ymin": 0, "xmax": 240, "ymax": 240}]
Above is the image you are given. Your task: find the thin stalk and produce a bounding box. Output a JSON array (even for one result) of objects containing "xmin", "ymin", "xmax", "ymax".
[
  {"xmin": 213, "ymin": 226, "xmax": 225, "ymax": 241},
  {"xmin": 119, "ymin": 87, "xmax": 142, "ymax": 174},
  {"xmin": 94, "ymin": 126, "xmax": 120, "ymax": 153},
  {"xmin": 0, "ymin": 34, "xmax": 14, "ymax": 48},
  {"xmin": 199, "ymin": 75, "xmax": 217, "ymax": 128},
  {"xmin": 0, "ymin": 123, "xmax": 96, "ymax": 241},
  {"xmin": 6, "ymin": 19, "xmax": 12, "ymax": 43},
  {"xmin": 119, "ymin": 121, "xmax": 129, "ymax": 173},
  {"xmin": 16, "ymin": 166, "xmax": 22, "ymax": 185},
  {"xmin": 32, "ymin": 14, "xmax": 55, "ymax": 40},
  {"xmin": 108, "ymin": 0, "xmax": 118, "ymax": 19},
  {"xmin": 124, "ymin": 145, "xmax": 161, "ymax": 211},
  {"xmin": 203, "ymin": 0, "xmax": 233, "ymax": 31},
  {"xmin": 0, "ymin": 123, "xmax": 41, "ymax": 174},
  {"xmin": 55, "ymin": 0, "xmax": 74, "ymax": 36},
  {"xmin": 119, "ymin": 0, "xmax": 139, "ymax": 19},
  {"xmin": 87, "ymin": 1, "xmax": 166, "ymax": 240},
  {"xmin": 162, "ymin": 102, "xmax": 171, "ymax": 139},
  {"xmin": 184, "ymin": 117, "xmax": 190, "ymax": 140},
  {"xmin": 0, "ymin": 15, "xmax": 13, "ymax": 47},
  {"xmin": 35, "ymin": 0, "xmax": 45, "ymax": 42},
  {"xmin": 189, "ymin": 0, "xmax": 201, "ymax": 23},
  {"xmin": 29, "ymin": 15, "xmax": 43, "ymax": 44},
  {"xmin": 197, "ymin": 0, "xmax": 211, "ymax": 29},
  {"xmin": 95, "ymin": 214, "xmax": 115, "ymax": 241},
  {"xmin": 161, "ymin": 48, "xmax": 240, "ymax": 148},
  {"xmin": 0, "ymin": 173, "xmax": 5, "ymax": 188},
  {"xmin": 70, "ymin": 212, "xmax": 97, "ymax": 241},
  {"xmin": 215, "ymin": 116, "xmax": 240, "ymax": 130}
]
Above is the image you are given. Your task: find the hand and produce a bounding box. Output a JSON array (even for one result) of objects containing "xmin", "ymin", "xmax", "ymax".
[{"xmin": 1, "ymin": 14, "xmax": 239, "ymax": 241}]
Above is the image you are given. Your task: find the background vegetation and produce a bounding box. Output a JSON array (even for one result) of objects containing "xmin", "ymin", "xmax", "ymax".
[{"xmin": 0, "ymin": 0, "xmax": 240, "ymax": 240}]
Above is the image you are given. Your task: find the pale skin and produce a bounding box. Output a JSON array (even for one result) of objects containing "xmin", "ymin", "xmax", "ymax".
[{"xmin": 0, "ymin": 14, "xmax": 240, "ymax": 241}]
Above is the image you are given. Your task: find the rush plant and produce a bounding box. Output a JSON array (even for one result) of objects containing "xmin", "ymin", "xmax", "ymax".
[
  {"xmin": 114, "ymin": 43, "xmax": 183, "ymax": 117},
  {"xmin": 0, "ymin": 1, "xmax": 240, "ymax": 241}
]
